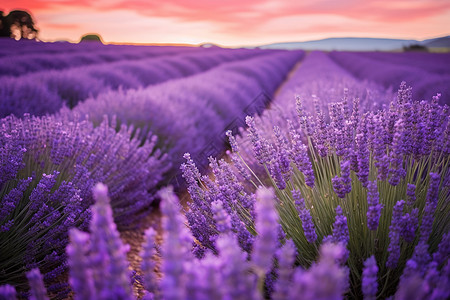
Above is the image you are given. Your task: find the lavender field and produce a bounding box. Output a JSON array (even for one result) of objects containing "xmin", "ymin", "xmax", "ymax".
[{"xmin": 0, "ymin": 38, "xmax": 449, "ymax": 300}]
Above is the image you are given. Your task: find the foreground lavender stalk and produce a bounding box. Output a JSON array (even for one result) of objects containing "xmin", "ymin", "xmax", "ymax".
[
  {"xmin": 159, "ymin": 187, "xmax": 193, "ymax": 300},
  {"xmin": 289, "ymin": 243, "xmax": 349, "ymax": 300},
  {"xmin": 67, "ymin": 230, "xmax": 95, "ymax": 300},
  {"xmin": 89, "ymin": 183, "xmax": 133, "ymax": 300},
  {"xmin": 0, "ymin": 285, "xmax": 16, "ymax": 300},
  {"xmin": 252, "ymin": 187, "xmax": 279, "ymax": 275},
  {"xmin": 272, "ymin": 240, "xmax": 296, "ymax": 300},
  {"xmin": 26, "ymin": 269, "xmax": 49, "ymax": 300},
  {"xmin": 366, "ymin": 180, "xmax": 383, "ymax": 231},
  {"xmin": 362, "ymin": 256, "xmax": 378, "ymax": 300}
]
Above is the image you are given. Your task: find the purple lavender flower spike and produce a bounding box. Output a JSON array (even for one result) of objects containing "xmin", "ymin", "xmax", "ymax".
[
  {"xmin": 419, "ymin": 173, "xmax": 441, "ymax": 243},
  {"xmin": 26, "ymin": 269, "xmax": 49, "ymax": 300},
  {"xmin": 211, "ymin": 200, "xmax": 232, "ymax": 234},
  {"xmin": 332, "ymin": 176, "xmax": 346, "ymax": 199},
  {"xmin": 323, "ymin": 206, "xmax": 349, "ymax": 264},
  {"xmin": 269, "ymin": 160, "xmax": 287, "ymax": 190},
  {"xmin": 289, "ymin": 243, "xmax": 349, "ymax": 300},
  {"xmin": 141, "ymin": 227, "xmax": 158, "ymax": 297},
  {"xmin": 292, "ymin": 189, "xmax": 317, "ymax": 243},
  {"xmin": 356, "ymin": 127, "xmax": 370, "ymax": 188},
  {"xmin": 246, "ymin": 116, "xmax": 271, "ymax": 165},
  {"xmin": 386, "ymin": 200, "xmax": 405, "ymax": 269},
  {"xmin": 371, "ymin": 115, "xmax": 389, "ymax": 181},
  {"xmin": 67, "ymin": 229, "xmax": 95, "ymax": 300},
  {"xmin": 159, "ymin": 186, "xmax": 193, "ymax": 300},
  {"xmin": 0, "ymin": 285, "xmax": 17, "ymax": 300},
  {"xmin": 427, "ymin": 260, "xmax": 450, "ymax": 300},
  {"xmin": 216, "ymin": 235, "xmax": 257, "ymax": 300},
  {"xmin": 228, "ymin": 150, "xmax": 251, "ymax": 181},
  {"xmin": 288, "ymin": 123, "xmax": 315, "ymax": 188},
  {"xmin": 185, "ymin": 253, "xmax": 224, "ymax": 300},
  {"xmin": 226, "ymin": 130, "xmax": 239, "ymax": 153},
  {"xmin": 89, "ymin": 183, "xmax": 133, "ymax": 300},
  {"xmin": 406, "ymin": 183, "xmax": 416, "ymax": 207},
  {"xmin": 388, "ymin": 119, "xmax": 407, "ymax": 186},
  {"xmin": 433, "ymin": 233, "xmax": 450, "ymax": 267},
  {"xmin": 252, "ymin": 187, "xmax": 279, "ymax": 275},
  {"xmin": 273, "ymin": 240, "xmax": 296, "ymax": 300},
  {"xmin": 333, "ymin": 160, "xmax": 352, "ymax": 199},
  {"xmin": 273, "ymin": 125, "xmax": 292, "ymax": 183},
  {"xmin": 362, "ymin": 256, "xmax": 378, "ymax": 300},
  {"xmin": 400, "ymin": 208, "xmax": 418, "ymax": 243},
  {"xmin": 366, "ymin": 180, "xmax": 383, "ymax": 231}
]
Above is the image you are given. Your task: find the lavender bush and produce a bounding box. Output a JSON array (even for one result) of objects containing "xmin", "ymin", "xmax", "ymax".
[
  {"xmin": 0, "ymin": 114, "xmax": 168, "ymax": 296},
  {"xmin": 182, "ymin": 82, "xmax": 449, "ymax": 298}
]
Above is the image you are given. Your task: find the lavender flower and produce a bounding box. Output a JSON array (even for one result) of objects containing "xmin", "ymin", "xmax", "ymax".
[
  {"xmin": 406, "ymin": 183, "xmax": 416, "ymax": 207},
  {"xmin": 292, "ymin": 189, "xmax": 317, "ymax": 243},
  {"xmin": 362, "ymin": 256, "xmax": 378, "ymax": 300},
  {"xmin": 400, "ymin": 208, "xmax": 419, "ymax": 243},
  {"xmin": 366, "ymin": 180, "xmax": 383, "ymax": 231},
  {"xmin": 252, "ymin": 187, "xmax": 279, "ymax": 274},
  {"xmin": 288, "ymin": 121, "xmax": 315, "ymax": 187},
  {"xmin": 89, "ymin": 183, "xmax": 133, "ymax": 300},
  {"xmin": 141, "ymin": 227, "xmax": 158, "ymax": 297},
  {"xmin": 432, "ymin": 233, "xmax": 450, "ymax": 266},
  {"xmin": 211, "ymin": 200, "xmax": 232, "ymax": 234},
  {"xmin": 185, "ymin": 253, "xmax": 224, "ymax": 300},
  {"xmin": 273, "ymin": 240, "xmax": 296, "ymax": 300},
  {"xmin": 289, "ymin": 243, "xmax": 349, "ymax": 300},
  {"xmin": 388, "ymin": 119, "xmax": 407, "ymax": 186},
  {"xmin": 386, "ymin": 200, "xmax": 405, "ymax": 269},
  {"xmin": 419, "ymin": 173, "xmax": 441, "ymax": 242},
  {"xmin": 332, "ymin": 160, "xmax": 352, "ymax": 198},
  {"xmin": 323, "ymin": 206, "xmax": 349, "ymax": 263},
  {"xmin": 67, "ymin": 229, "xmax": 95, "ymax": 300},
  {"xmin": 246, "ymin": 116, "xmax": 271, "ymax": 165},
  {"xmin": 26, "ymin": 269, "xmax": 49, "ymax": 300},
  {"xmin": 216, "ymin": 235, "xmax": 257, "ymax": 300},
  {"xmin": 0, "ymin": 285, "xmax": 16, "ymax": 300},
  {"xmin": 159, "ymin": 187, "xmax": 193, "ymax": 300}
]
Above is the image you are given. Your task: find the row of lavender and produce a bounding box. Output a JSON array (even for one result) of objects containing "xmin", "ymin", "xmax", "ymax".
[
  {"xmin": 0, "ymin": 48, "xmax": 269, "ymax": 117},
  {"xmin": 0, "ymin": 44, "xmax": 201, "ymax": 77},
  {"xmin": 0, "ymin": 47, "xmax": 303, "ymax": 297},
  {"xmin": 329, "ymin": 51, "xmax": 450, "ymax": 105},
  {"xmin": 179, "ymin": 49, "xmax": 449, "ymax": 300},
  {"xmin": 0, "ymin": 38, "xmax": 184, "ymax": 57}
]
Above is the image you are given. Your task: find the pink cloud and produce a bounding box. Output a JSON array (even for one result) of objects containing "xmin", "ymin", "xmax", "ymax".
[{"xmin": 2, "ymin": 0, "xmax": 449, "ymax": 45}]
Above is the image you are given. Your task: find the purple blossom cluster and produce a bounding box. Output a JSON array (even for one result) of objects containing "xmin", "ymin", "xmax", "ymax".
[
  {"xmin": 180, "ymin": 153, "xmax": 255, "ymax": 255},
  {"xmin": 366, "ymin": 180, "xmax": 382, "ymax": 231},
  {"xmin": 292, "ymin": 189, "xmax": 317, "ymax": 243}
]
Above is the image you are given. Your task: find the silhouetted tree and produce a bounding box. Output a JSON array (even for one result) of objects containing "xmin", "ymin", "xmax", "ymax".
[
  {"xmin": 0, "ymin": 10, "xmax": 38, "ymax": 39},
  {"xmin": 403, "ymin": 44, "xmax": 428, "ymax": 52},
  {"xmin": 80, "ymin": 33, "xmax": 104, "ymax": 43}
]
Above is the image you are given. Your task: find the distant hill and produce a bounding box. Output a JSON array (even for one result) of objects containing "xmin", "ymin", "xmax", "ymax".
[
  {"xmin": 423, "ymin": 36, "xmax": 450, "ymax": 48},
  {"xmin": 258, "ymin": 36, "xmax": 450, "ymax": 51}
]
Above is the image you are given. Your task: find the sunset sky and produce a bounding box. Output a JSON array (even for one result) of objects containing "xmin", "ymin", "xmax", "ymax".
[{"xmin": 3, "ymin": 0, "xmax": 450, "ymax": 46}]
